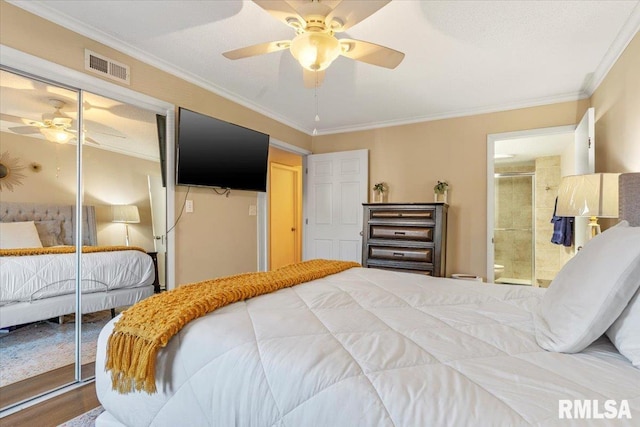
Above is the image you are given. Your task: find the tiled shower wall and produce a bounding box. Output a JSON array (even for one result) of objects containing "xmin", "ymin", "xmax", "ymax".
[
  {"xmin": 534, "ymin": 156, "xmax": 573, "ymax": 287},
  {"xmin": 494, "ymin": 163, "xmax": 534, "ymax": 282}
]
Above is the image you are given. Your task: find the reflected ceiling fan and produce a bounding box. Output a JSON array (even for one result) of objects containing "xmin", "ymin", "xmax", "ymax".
[
  {"xmin": 3, "ymin": 99, "xmax": 108, "ymax": 145},
  {"xmin": 223, "ymin": 0, "xmax": 404, "ymax": 87}
]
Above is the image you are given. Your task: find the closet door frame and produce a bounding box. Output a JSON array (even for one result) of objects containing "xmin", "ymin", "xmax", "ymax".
[{"xmin": 0, "ymin": 46, "xmax": 175, "ymax": 403}]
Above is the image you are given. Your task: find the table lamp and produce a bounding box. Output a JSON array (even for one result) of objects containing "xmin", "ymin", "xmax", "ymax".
[
  {"xmin": 111, "ymin": 205, "xmax": 140, "ymax": 246},
  {"xmin": 556, "ymin": 173, "xmax": 620, "ymax": 239}
]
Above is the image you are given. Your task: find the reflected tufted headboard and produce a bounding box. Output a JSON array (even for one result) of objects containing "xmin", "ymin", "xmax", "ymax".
[
  {"xmin": 619, "ymin": 173, "xmax": 640, "ymax": 227},
  {"xmin": 0, "ymin": 202, "xmax": 97, "ymax": 246}
]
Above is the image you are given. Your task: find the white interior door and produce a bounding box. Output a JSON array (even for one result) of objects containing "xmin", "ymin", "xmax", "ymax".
[
  {"xmin": 304, "ymin": 149, "xmax": 368, "ymax": 262},
  {"xmin": 148, "ymin": 175, "xmax": 166, "ymax": 286},
  {"xmin": 573, "ymin": 107, "xmax": 595, "ymax": 251}
]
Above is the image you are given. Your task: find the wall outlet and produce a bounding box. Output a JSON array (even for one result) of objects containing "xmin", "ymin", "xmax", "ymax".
[
  {"xmin": 249, "ymin": 205, "xmax": 257, "ymax": 216},
  {"xmin": 185, "ymin": 200, "xmax": 194, "ymax": 213}
]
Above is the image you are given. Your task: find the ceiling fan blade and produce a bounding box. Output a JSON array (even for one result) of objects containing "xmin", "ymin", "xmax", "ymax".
[
  {"xmin": 326, "ymin": 0, "xmax": 391, "ymax": 32},
  {"xmin": 84, "ymin": 136, "xmax": 101, "ymax": 146},
  {"xmin": 339, "ymin": 39, "xmax": 404, "ymax": 69},
  {"xmin": 223, "ymin": 40, "xmax": 291, "ymax": 60},
  {"xmin": 21, "ymin": 117, "xmax": 45, "ymax": 127},
  {"xmin": 303, "ymin": 69, "xmax": 325, "ymax": 89},
  {"xmin": 8, "ymin": 125, "xmax": 39, "ymax": 135},
  {"xmin": 252, "ymin": 0, "xmax": 304, "ymax": 28},
  {"xmin": 0, "ymin": 113, "xmax": 27, "ymax": 125}
]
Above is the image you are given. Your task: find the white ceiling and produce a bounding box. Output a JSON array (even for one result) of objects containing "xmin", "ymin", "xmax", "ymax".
[{"xmin": 8, "ymin": 0, "xmax": 640, "ymax": 136}]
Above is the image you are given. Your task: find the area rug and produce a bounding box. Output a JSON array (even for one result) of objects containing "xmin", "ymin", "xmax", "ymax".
[
  {"xmin": 0, "ymin": 310, "xmax": 115, "ymax": 387},
  {"xmin": 57, "ymin": 406, "xmax": 105, "ymax": 427}
]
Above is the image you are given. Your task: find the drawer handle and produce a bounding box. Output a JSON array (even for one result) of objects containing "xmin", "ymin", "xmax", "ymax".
[
  {"xmin": 393, "ymin": 252, "xmax": 405, "ymax": 257},
  {"xmin": 394, "ymin": 231, "xmax": 406, "ymax": 235}
]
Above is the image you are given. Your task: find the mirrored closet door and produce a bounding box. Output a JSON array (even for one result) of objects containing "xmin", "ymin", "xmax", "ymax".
[
  {"xmin": 0, "ymin": 68, "xmax": 81, "ymax": 407},
  {"xmin": 80, "ymin": 91, "xmax": 165, "ymax": 381},
  {"xmin": 0, "ymin": 67, "xmax": 166, "ymax": 407}
]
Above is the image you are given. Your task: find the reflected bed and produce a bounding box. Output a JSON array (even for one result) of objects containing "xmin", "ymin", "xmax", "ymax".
[{"xmin": 0, "ymin": 202, "xmax": 154, "ymax": 329}]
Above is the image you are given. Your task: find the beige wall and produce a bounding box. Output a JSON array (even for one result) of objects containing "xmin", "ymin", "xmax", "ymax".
[
  {"xmin": 592, "ymin": 31, "xmax": 640, "ymax": 174},
  {"xmin": 313, "ymin": 101, "xmax": 589, "ymax": 278},
  {"xmin": 0, "ymin": 1, "xmax": 311, "ymax": 285},
  {"xmin": 0, "ymin": 132, "xmax": 159, "ymax": 251}
]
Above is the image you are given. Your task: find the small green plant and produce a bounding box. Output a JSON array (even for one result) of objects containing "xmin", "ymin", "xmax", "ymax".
[
  {"xmin": 433, "ymin": 180, "xmax": 449, "ymax": 194},
  {"xmin": 373, "ymin": 182, "xmax": 387, "ymax": 193}
]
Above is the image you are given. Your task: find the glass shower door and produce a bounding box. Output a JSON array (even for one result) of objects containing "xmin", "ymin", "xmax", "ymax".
[{"xmin": 494, "ymin": 172, "xmax": 535, "ymax": 285}]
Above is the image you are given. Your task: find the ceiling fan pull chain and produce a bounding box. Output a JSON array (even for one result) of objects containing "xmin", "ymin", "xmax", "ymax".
[{"xmin": 313, "ymin": 71, "xmax": 320, "ymax": 136}]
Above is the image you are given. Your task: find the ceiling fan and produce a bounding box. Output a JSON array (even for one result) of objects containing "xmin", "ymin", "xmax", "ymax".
[
  {"xmin": 2, "ymin": 99, "xmax": 103, "ymax": 145},
  {"xmin": 223, "ymin": 0, "xmax": 405, "ymax": 87}
]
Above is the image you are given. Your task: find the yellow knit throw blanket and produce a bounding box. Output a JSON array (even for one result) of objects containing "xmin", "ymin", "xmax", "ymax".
[
  {"xmin": 0, "ymin": 245, "xmax": 146, "ymax": 257},
  {"xmin": 106, "ymin": 259, "xmax": 360, "ymax": 394}
]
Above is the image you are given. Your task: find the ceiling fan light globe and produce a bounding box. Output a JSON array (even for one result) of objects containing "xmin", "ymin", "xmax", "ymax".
[
  {"xmin": 40, "ymin": 127, "xmax": 73, "ymax": 144},
  {"xmin": 290, "ymin": 32, "xmax": 340, "ymax": 72}
]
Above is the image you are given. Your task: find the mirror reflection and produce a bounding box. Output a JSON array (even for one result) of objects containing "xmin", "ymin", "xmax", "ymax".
[{"xmin": 0, "ymin": 69, "xmax": 165, "ymax": 407}]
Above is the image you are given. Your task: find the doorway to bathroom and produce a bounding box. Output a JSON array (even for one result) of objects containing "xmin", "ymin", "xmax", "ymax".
[{"xmin": 487, "ymin": 110, "xmax": 595, "ymax": 286}]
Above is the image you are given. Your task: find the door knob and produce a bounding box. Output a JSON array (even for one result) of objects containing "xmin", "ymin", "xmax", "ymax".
[{"xmin": 291, "ymin": 227, "xmax": 296, "ymax": 231}]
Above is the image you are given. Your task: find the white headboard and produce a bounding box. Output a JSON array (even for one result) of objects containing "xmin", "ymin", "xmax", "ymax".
[{"xmin": 0, "ymin": 202, "xmax": 97, "ymax": 246}]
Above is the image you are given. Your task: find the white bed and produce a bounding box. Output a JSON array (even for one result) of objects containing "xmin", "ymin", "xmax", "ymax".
[
  {"xmin": 0, "ymin": 202, "xmax": 155, "ymax": 329},
  {"xmin": 95, "ymin": 174, "xmax": 640, "ymax": 426}
]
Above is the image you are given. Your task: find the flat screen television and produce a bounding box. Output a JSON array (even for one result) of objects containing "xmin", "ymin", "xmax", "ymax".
[{"xmin": 176, "ymin": 108, "xmax": 270, "ymax": 192}]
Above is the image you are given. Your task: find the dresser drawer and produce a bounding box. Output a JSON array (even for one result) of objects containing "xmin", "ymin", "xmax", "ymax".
[
  {"xmin": 370, "ymin": 209, "xmax": 434, "ymax": 220},
  {"xmin": 370, "ymin": 266, "xmax": 433, "ymax": 275},
  {"xmin": 368, "ymin": 246, "xmax": 432, "ymax": 263},
  {"xmin": 370, "ymin": 225, "xmax": 433, "ymax": 242}
]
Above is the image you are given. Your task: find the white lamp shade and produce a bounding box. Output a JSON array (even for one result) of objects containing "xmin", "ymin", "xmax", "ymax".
[
  {"xmin": 111, "ymin": 205, "xmax": 140, "ymax": 223},
  {"xmin": 290, "ymin": 32, "xmax": 341, "ymax": 71},
  {"xmin": 40, "ymin": 127, "xmax": 73, "ymax": 144},
  {"xmin": 556, "ymin": 173, "xmax": 620, "ymax": 218}
]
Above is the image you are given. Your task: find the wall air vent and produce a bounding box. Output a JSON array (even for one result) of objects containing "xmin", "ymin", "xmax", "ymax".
[{"xmin": 84, "ymin": 49, "xmax": 130, "ymax": 85}]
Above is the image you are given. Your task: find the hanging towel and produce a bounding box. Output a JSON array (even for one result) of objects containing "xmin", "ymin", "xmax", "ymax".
[{"xmin": 551, "ymin": 197, "xmax": 573, "ymax": 247}]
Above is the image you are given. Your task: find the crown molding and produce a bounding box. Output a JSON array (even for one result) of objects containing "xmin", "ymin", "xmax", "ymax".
[
  {"xmin": 583, "ymin": 2, "xmax": 640, "ymax": 95},
  {"xmin": 9, "ymin": 0, "xmax": 311, "ymax": 136},
  {"xmin": 315, "ymin": 91, "xmax": 589, "ymax": 136}
]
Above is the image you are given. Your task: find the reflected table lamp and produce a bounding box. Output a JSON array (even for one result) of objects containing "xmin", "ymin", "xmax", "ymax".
[
  {"xmin": 112, "ymin": 205, "xmax": 140, "ymax": 246},
  {"xmin": 556, "ymin": 173, "xmax": 620, "ymax": 239}
]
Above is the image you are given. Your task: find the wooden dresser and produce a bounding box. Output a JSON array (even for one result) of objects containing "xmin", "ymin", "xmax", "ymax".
[{"xmin": 361, "ymin": 203, "xmax": 448, "ymax": 276}]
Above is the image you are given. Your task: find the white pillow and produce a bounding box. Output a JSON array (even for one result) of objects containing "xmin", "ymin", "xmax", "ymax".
[
  {"xmin": 0, "ymin": 221, "xmax": 44, "ymax": 249},
  {"xmin": 534, "ymin": 220, "xmax": 640, "ymax": 353},
  {"xmin": 607, "ymin": 288, "xmax": 640, "ymax": 367}
]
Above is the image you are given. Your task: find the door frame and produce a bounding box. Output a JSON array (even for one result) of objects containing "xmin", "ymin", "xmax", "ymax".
[
  {"xmin": 268, "ymin": 162, "xmax": 302, "ymax": 269},
  {"xmin": 0, "ymin": 45, "xmax": 177, "ymax": 289},
  {"xmin": 258, "ymin": 138, "xmax": 311, "ymax": 271},
  {"xmin": 486, "ymin": 125, "xmax": 575, "ymax": 283}
]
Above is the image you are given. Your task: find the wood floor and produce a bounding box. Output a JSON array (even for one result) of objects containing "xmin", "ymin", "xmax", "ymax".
[{"xmin": 0, "ymin": 364, "xmax": 100, "ymax": 427}]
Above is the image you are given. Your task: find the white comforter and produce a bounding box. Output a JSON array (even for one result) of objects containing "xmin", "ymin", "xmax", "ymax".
[
  {"xmin": 1, "ymin": 250, "xmax": 154, "ymax": 305},
  {"xmin": 95, "ymin": 268, "xmax": 640, "ymax": 426}
]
